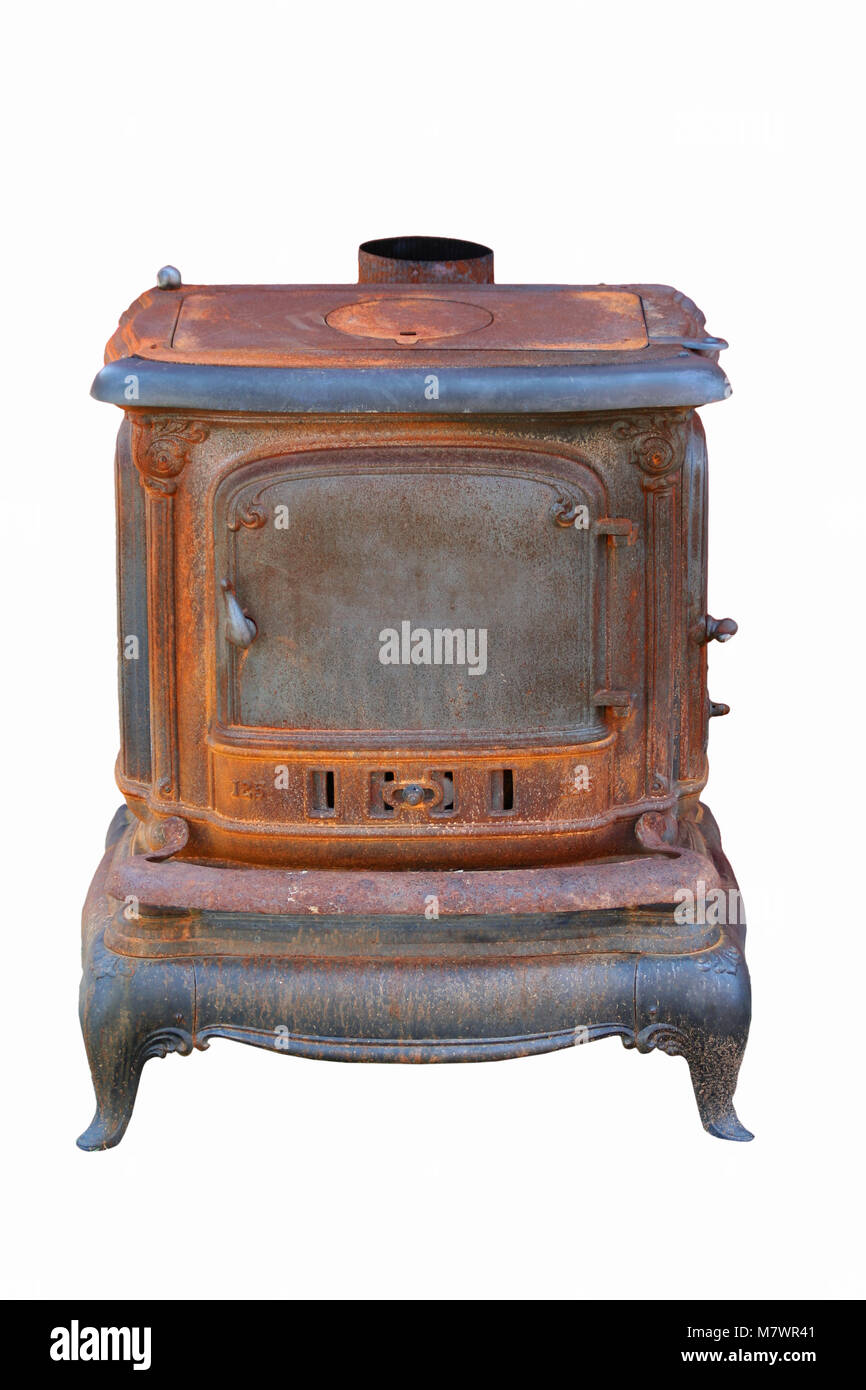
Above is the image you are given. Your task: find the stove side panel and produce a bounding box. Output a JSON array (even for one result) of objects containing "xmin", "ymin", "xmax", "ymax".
[
  {"xmin": 677, "ymin": 412, "xmax": 710, "ymax": 799},
  {"xmin": 115, "ymin": 418, "xmax": 151, "ymax": 785}
]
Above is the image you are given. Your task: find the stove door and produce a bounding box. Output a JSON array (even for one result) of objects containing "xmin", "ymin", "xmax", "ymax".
[{"xmin": 214, "ymin": 447, "xmax": 609, "ymax": 746}]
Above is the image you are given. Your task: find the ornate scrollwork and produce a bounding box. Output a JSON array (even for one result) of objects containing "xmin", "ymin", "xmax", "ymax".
[
  {"xmin": 131, "ymin": 417, "xmax": 209, "ymax": 493},
  {"xmin": 227, "ymin": 492, "xmax": 268, "ymax": 532},
  {"xmin": 139, "ymin": 1028, "xmax": 195, "ymax": 1064},
  {"xmin": 93, "ymin": 954, "xmax": 136, "ymax": 981},
  {"xmin": 624, "ymin": 1022, "xmax": 688, "ymax": 1057},
  {"xmin": 635, "ymin": 809, "xmax": 680, "ymax": 855},
  {"xmin": 613, "ymin": 412, "xmax": 686, "ymax": 486},
  {"xmin": 551, "ymin": 492, "xmax": 583, "ymax": 527},
  {"xmin": 696, "ymin": 945, "xmax": 741, "ymax": 976},
  {"xmin": 133, "ymin": 810, "xmax": 190, "ymax": 861}
]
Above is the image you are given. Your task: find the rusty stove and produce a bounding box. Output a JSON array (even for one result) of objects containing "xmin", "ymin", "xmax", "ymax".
[{"xmin": 79, "ymin": 236, "xmax": 751, "ymax": 1148}]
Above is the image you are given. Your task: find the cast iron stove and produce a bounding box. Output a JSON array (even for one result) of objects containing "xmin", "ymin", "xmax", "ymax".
[{"xmin": 79, "ymin": 236, "xmax": 751, "ymax": 1147}]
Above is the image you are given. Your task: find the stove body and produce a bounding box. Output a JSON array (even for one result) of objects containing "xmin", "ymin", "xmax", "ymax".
[{"xmin": 79, "ymin": 238, "xmax": 751, "ymax": 1148}]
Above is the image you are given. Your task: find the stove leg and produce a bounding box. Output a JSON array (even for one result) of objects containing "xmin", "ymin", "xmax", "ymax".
[
  {"xmin": 627, "ymin": 1018, "xmax": 753, "ymax": 1142},
  {"xmin": 77, "ymin": 923, "xmax": 195, "ymax": 1151},
  {"xmin": 77, "ymin": 1022, "xmax": 194, "ymax": 1153},
  {"xmin": 633, "ymin": 927, "xmax": 753, "ymax": 1142},
  {"xmin": 684, "ymin": 1032, "xmax": 753, "ymax": 1142}
]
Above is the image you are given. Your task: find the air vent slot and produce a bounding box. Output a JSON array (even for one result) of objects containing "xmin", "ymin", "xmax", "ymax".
[
  {"xmin": 490, "ymin": 768, "xmax": 515, "ymax": 814},
  {"xmin": 308, "ymin": 768, "xmax": 336, "ymax": 817},
  {"xmin": 370, "ymin": 770, "xmax": 396, "ymax": 817},
  {"xmin": 431, "ymin": 770, "xmax": 456, "ymax": 817}
]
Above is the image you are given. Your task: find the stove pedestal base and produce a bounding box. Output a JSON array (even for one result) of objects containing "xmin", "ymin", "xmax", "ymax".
[{"xmin": 78, "ymin": 811, "xmax": 752, "ymax": 1150}]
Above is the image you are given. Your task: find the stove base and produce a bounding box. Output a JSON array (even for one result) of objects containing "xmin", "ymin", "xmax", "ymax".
[{"xmin": 78, "ymin": 809, "xmax": 752, "ymax": 1149}]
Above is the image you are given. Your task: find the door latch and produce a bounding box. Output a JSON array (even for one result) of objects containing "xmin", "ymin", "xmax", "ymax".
[{"xmin": 221, "ymin": 579, "xmax": 258, "ymax": 649}]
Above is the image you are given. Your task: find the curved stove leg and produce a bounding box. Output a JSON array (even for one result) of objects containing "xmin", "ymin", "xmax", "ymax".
[
  {"xmin": 633, "ymin": 926, "xmax": 753, "ymax": 1142},
  {"xmin": 78, "ymin": 916, "xmax": 195, "ymax": 1151},
  {"xmin": 78, "ymin": 1022, "xmax": 193, "ymax": 1152},
  {"xmin": 685, "ymin": 1031, "xmax": 753, "ymax": 1141}
]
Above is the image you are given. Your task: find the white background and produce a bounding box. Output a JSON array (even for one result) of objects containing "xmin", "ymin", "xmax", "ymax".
[{"xmin": 2, "ymin": 0, "xmax": 863, "ymax": 1300}]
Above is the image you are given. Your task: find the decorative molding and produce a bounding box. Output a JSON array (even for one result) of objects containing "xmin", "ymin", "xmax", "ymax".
[
  {"xmin": 138, "ymin": 1027, "xmax": 195, "ymax": 1064},
  {"xmin": 116, "ymin": 431, "xmax": 152, "ymax": 783},
  {"xmin": 128, "ymin": 417, "xmax": 208, "ymax": 798},
  {"xmin": 681, "ymin": 429, "xmax": 709, "ymax": 787},
  {"xmin": 228, "ymin": 492, "xmax": 268, "ymax": 532},
  {"xmin": 136, "ymin": 812, "xmax": 190, "ymax": 862},
  {"xmin": 613, "ymin": 412, "xmax": 687, "ymax": 488},
  {"xmin": 93, "ymin": 954, "xmax": 136, "ymax": 981},
  {"xmin": 624, "ymin": 1022, "xmax": 687, "ymax": 1057},
  {"xmin": 614, "ymin": 415, "xmax": 689, "ymax": 798},
  {"xmin": 696, "ymin": 945, "xmax": 741, "ymax": 976},
  {"xmin": 551, "ymin": 492, "xmax": 584, "ymax": 527},
  {"xmin": 131, "ymin": 416, "xmax": 209, "ymax": 494},
  {"xmin": 191, "ymin": 1021, "xmax": 639, "ymax": 1059},
  {"xmin": 635, "ymin": 808, "xmax": 679, "ymax": 854},
  {"xmin": 144, "ymin": 491, "xmax": 180, "ymax": 798}
]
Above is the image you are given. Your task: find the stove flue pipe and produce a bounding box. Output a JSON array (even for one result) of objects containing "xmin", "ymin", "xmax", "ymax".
[{"xmin": 358, "ymin": 235, "xmax": 494, "ymax": 285}]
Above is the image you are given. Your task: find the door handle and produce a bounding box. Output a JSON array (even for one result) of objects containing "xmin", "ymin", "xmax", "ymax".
[{"xmin": 221, "ymin": 579, "xmax": 257, "ymax": 648}]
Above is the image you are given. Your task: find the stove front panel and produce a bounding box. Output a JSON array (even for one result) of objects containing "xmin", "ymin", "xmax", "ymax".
[{"xmin": 116, "ymin": 411, "xmax": 707, "ymax": 869}]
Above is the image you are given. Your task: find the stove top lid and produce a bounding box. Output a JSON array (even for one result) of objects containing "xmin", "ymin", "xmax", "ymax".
[{"xmin": 92, "ymin": 236, "xmax": 730, "ymax": 414}]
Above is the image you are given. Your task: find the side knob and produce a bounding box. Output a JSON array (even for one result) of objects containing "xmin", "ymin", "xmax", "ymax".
[{"xmin": 698, "ymin": 614, "xmax": 738, "ymax": 644}]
